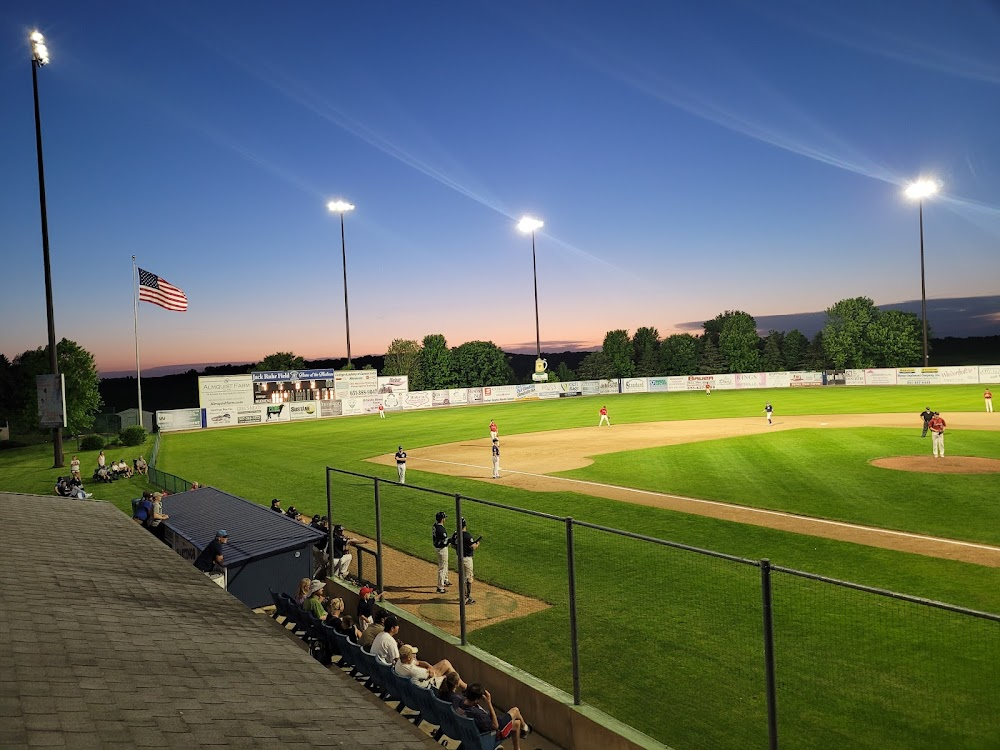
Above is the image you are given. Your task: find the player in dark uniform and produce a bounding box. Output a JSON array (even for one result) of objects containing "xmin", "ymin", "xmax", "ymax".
[
  {"xmin": 491, "ymin": 439, "xmax": 500, "ymax": 479},
  {"xmin": 450, "ymin": 517, "xmax": 480, "ymax": 605},
  {"xmin": 433, "ymin": 511, "xmax": 452, "ymax": 593},
  {"xmin": 395, "ymin": 446, "xmax": 407, "ymax": 484}
]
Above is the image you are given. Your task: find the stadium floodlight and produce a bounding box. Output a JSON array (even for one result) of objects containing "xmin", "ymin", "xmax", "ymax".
[
  {"xmin": 30, "ymin": 28, "xmax": 63, "ymax": 468},
  {"xmin": 904, "ymin": 178, "xmax": 940, "ymax": 366},
  {"xmin": 517, "ymin": 216, "xmax": 547, "ymax": 380},
  {"xmin": 327, "ymin": 200, "xmax": 356, "ymax": 366}
]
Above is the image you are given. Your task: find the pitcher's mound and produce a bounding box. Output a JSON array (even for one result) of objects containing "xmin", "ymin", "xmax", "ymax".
[{"xmin": 871, "ymin": 456, "xmax": 1000, "ymax": 474}]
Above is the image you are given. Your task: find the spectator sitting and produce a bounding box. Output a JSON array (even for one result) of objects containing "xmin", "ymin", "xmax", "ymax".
[
  {"xmin": 134, "ymin": 455, "xmax": 148, "ymax": 475},
  {"xmin": 357, "ymin": 585, "xmax": 384, "ymax": 630},
  {"xmin": 270, "ymin": 498, "xmax": 283, "ymax": 513},
  {"xmin": 55, "ymin": 477, "xmax": 73, "ymax": 497},
  {"xmin": 93, "ymin": 465, "xmax": 112, "ymax": 483},
  {"xmin": 285, "ymin": 505, "xmax": 300, "ymax": 520},
  {"xmin": 190, "ymin": 482, "xmax": 200, "ymax": 490},
  {"xmin": 146, "ymin": 492, "xmax": 169, "ymax": 539},
  {"xmin": 121, "ymin": 460, "xmax": 134, "ymax": 478},
  {"xmin": 69, "ymin": 477, "xmax": 93, "ymax": 499},
  {"xmin": 359, "ymin": 608, "xmax": 388, "ymax": 649},
  {"xmin": 294, "ymin": 577, "xmax": 311, "ymax": 606},
  {"xmin": 437, "ymin": 670, "xmax": 463, "ymax": 708},
  {"xmin": 458, "ymin": 683, "xmax": 532, "ymax": 749},
  {"xmin": 393, "ymin": 644, "xmax": 466, "ymax": 692},
  {"xmin": 324, "ymin": 597, "xmax": 345, "ymax": 629},
  {"xmin": 303, "ymin": 579, "xmax": 330, "ymax": 621},
  {"xmin": 371, "ymin": 615, "xmax": 401, "ymax": 664},
  {"xmin": 337, "ymin": 614, "xmax": 362, "ymax": 642}
]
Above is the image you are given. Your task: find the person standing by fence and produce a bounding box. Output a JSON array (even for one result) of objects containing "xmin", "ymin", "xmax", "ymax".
[
  {"xmin": 451, "ymin": 517, "xmax": 480, "ymax": 605},
  {"xmin": 433, "ymin": 511, "xmax": 452, "ymax": 594},
  {"xmin": 395, "ymin": 446, "xmax": 407, "ymax": 484}
]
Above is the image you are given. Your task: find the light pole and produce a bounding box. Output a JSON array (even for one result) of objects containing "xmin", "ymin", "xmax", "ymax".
[
  {"xmin": 30, "ymin": 30, "xmax": 63, "ymax": 468},
  {"xmin": 517, "ymin": 216, "xmax": 547, "ymax": 381},
  {"xmin": 327, "ymin": 200, "xmax": 356, "ymax": 367},
  {"xmin": 904, "ymin": 179, "xmax": 939, "ymax": 367}
]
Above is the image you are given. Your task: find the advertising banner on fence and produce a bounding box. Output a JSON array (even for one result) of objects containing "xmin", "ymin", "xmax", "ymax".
[
  {"xmin": 450, "ymin": 388, "xmax": 469, "ymax": 405},
  {"xmin": 764, "ymin": 372, "xmax": 790, "ymax": 389},
  {"xmin": 402, "ymin": 391, "xmax": 434, "ymax": 410},
  {"xmin": 380, "ymin": 392, "xmax": 403, "ymax": 411},
  {"xmin": 319, "ymin": 400, "xmax": 343, "ymax": 418},
  {"xmin": 647, "ymin": 377, "xmax": 669, "ymax": 392},
  {"xmin": 668, "ymin": 374, "xmax": 736, "ymax": 391},
  {"xmin": 979, "ymin": 365, "xmax": 1000, "ymax": 384},
  {"xmin": 262, "ymin": 403, "xmax": 291, "ymax": 423},
  {"xmin": 337, "ymin": 398, "xmax": 366, "ymax": 416},
  {"xmin": 431, "ymin": 389, "xmax": 452, "ymax": 407},
  {"xmin": 735, "ymin": 373, "xmax": 763, "ymax": 389},
  {"xmin": 334, "ymin": 370, "xmax": 379, "ymax": 399},
  {"xmin": 199, "ymin": 375, "xmax": 254, "ymax": 409},
  {"xmin": 864, "ymin": 369, "xmax": 897, "ymax": 386},
  {"xmin": 377, "ymin": 375, "xmax": 409, "ymax": 393},
  {"xmin": 597, "ymin": 379, "xmax": 619, "ymax": 395},
  {"xmin": 483, "ymin": 385, "xmax": 518, "ymax": 403},
  {"xmin": 621, "ymin": 378, "xmax": 648, "ymax": 394},
  {"xmin": 156, "ymin": 408, "xmax": 202, "ymax": 432},
  {"xmin": 204, "ymin": 406, "xmax": 235, "ymax": 428},
  {"xmin": 515, "ymin": 384, "xmax": 538, "ymax": 400},
  {"xmin": 788, "ymin": 372, "xmax": 824, "ymax": 387},
  {"xmin": 844, "ymin": 370, "xmax": 866, "ymax": 386},
  {"xmin": 580, "ymin": 380, "xmax": 601, "ymax": 395},
  {"xmin": 250, "ymin": 369, "xmax": 336, "ymax": 383},
  {"xmin": 235, "ymin": 406, "xmax": 266, "ymax": 426},
  {"xmin": 288, "ymin": 402, "xmax": 318, "ymax": 420},
  {"xmin": 896, "ymin": 366, "xmax": 979, "ymax": 385}
]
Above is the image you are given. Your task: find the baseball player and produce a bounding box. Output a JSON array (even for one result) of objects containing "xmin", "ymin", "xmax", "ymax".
[
  {"xmin": 598, "ymin": 405, "xmax": 611, "ymax": 427},
  {"xmin": 928, "ymin": 412, "xmax": 946, "ymax": 458},
  {"xmin": 489, "ymin": 419, "xmax": 498, "ymax": 442},
  {"xmin": 332, "ymin": 524, "xmax": 356, "ymax": 578},
  {"xmin": 378, "ymin": 403, "xmax": 386, "ymax": 419},
  {"xmin": 919, "ymin": 407, "xmax": 934, "ymax": 437},
  {"xmin": 491, "ymin": 438, "xmax": 500, "ymax": 479},
  {"xmin": 705, "ymin": 383, "xmax": 711, "ymax": 396},
  {"xmin": 395, "ymin": 445, "xmax": 407, "ymax": 484},
  {"xmin": 763, "ymin": 402, "xmax": 773, "ymax": 425},
  {"xmin": 986, "ymin": 389, "xmax": 993, "ymax": 414},
  {"xmin": 450, "ymin": 517, "xmax": 480, "ymax": 605},
  {"xmin": 432, "ymin": 511, "xmax": 452, "ymax": 593}
]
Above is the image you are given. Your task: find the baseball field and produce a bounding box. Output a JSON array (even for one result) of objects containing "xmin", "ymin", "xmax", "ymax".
[{"xmin": 3, "ymin": 384, "xmax": 998, "ymax": 748}]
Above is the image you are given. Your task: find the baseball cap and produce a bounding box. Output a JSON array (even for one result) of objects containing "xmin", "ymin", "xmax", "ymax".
[
  {"xmin": 308, "ymin": 579, "xmax": 325, "ymax": 595},
  {"xmin": 399, "ymin": 644, "xmax": 418, "ymax": 659},
  {"xmin": 436, "ymin": 511, "xmax": 447, "ymax": 521},
  {"xmin": 359, "ymin": 586, "xmax": 374, "ymax": 598},
  {"xmin": 216, "ymin": 529, "xmax": 228, "ymax": 538},
  {"xmin": 398, "ymin": 445, "xmax": 403, "ymax": 450}
]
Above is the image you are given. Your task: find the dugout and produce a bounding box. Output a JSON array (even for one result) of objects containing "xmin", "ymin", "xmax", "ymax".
[{"xmin": 161, "ymin": 487, "xmax": 325, "ymax": 608}]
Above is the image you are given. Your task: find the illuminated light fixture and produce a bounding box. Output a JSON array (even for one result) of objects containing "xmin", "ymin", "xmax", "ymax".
[
  {"xmin": 327, "ymin": 199, "xmax": 356, "ymax": 367},
  {"xmin": 517, "ymin": 216, "xmax": 543, "ymax": 233},
  {"xmin": 903, "ymin": 178, "xmax": 941, "ymax": 366},
  {"xmin": 517, "ymin": 215, "xmax": 547, "ymax": 380},
  {"xmin": 30, "ymin": 31, "xmax": 50, "ymax": 65},
  {"xmin": 904, "ymin": 179, "xmax": 939, "ymax": 200}
]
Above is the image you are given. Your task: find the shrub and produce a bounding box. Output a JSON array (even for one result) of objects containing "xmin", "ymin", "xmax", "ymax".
[
  {"xmin": 119, "ymin": 426, "xmax": 147, "ymax": 447},
  {"xmin": 80, "ymin": 435, "xmax": 105, "ymax": 451}
]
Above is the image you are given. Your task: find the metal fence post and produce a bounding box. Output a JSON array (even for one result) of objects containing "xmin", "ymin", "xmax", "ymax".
[
  {"xmin": 374, "ymin": 479, "xmax": 384, "ymax": 593},
  {"xmin": 455, "ymin": 493, "xmax": 467, "ymax": 646},
  {"xmin": 760, "ymin": 558, "xmax": 779, "ymax": 750},
  {"xmin": 566, "ymin": 517, "xmax": 581, "ymax": 705},
  {"xmin": 326, "ymin": 468, "xmax": 334, "ymax": 573}
]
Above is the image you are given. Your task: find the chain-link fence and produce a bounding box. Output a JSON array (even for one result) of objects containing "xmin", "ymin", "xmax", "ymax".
[{"xmin": 325, "ymin": 466, "xmax": 1000, "ymax": 750}]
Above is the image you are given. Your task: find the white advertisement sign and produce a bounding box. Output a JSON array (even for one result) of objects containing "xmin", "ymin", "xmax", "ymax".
[
  {"xmin": 647, "ymin": 377, "xmax": 669, "ymax": 393},
  {"xmin": 864, "ymin": 369, "xmax": 898, "ymax": 386},
  {"xmin": 377, "ymin": 375, "xmax": 409, "ymax": 393},
  {"xmin": 234, "ymin": 405, "xmax": 266, "ymax": 426},
  {"xmin": 198, "ymin": 375, "xmax": 255, "ymax": 409},
  {"xmin": 156, "ymin": 408, "xmax": 202, "ymax": 432},
  {"xmin": 334, "ymin": 370, "xmax": 379, "ymax": 399},
  {"xmin": 339, "ymin": 398, "xmax": 366, "ymax": 416},
  {"xmin": 431, "ymin": 389, "xmax": 452, "ymax": 407},
  {"xmin": 844, "ymin": 370, "xmax": 866, "ymax": 386},
  {"xmin": 979, "ymin": 365, "xmax": 1000, "ymax": 384},
  {"xmin": 581, "ymin": 380, "xmax": 602, "ymax": 395},
  {"xmin": 402, "ymin": 391, "xmax": 434, "ymax": 410},
  {"xmin": 380, "ymin": 392, "xmax": 403, "ymax": 411},
  {"xmin": 263, "ymin": 403, "xmax": 290, "ymax": 423},
  {"xmin": 483, "ymin": 385, "xmax": 518, "ymax": 403},
  {"xmin": 788, "ymin": 372, "xmax": 824, "ymax": 387},
  {"xmin": 319, "ymin": 400, "xmax": 343, "ymax": 418},
  {"xmin": 449, "ymin": 389, "xmax": 469, "ymax": 405},
  {"xmin": 735, "ymin": 373, "xmax": 763, "ymax": 389},
  {"xmin": 764, "ymin": 372, "xmax": 791, "ymax": 389},
  {"xmin": 516, "ymin": 384, "xmax": 539, "ymax": 400},
  {"xmin": 36, "ymin": 374, "xmax": 67, "ymax": 428},
  {"xmin": 895, "ymin": 366, "xmax": 979, "ymax": 386},
  {"xmin": 598, "ymin": 379, "xmax": 619, "ymax": 395},
  {"xmin": 621, "ymin": 378, "xmax": 648, "ymax": 394},
  {"xmin": 466, "ymin": 388, "xmax": 484, "ymax": 404},
  {"xmin": 204, "ymin": 406, "xmax": 236, "ymax": 428},
  {"xmin": 288, "ymin": 402, "xmax": 319, "ymax": 420}
]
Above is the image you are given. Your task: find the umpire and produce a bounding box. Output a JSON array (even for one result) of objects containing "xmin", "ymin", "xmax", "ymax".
[
  {"xmin": 433, "ymin": 511, "xmax": 452, "ymax": 593},
  {"xmin": 920, "ymin": 407, "xmax": 934, "ymax": 438}
]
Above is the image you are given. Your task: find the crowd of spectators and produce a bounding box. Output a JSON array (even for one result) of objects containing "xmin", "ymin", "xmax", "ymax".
[
  {"xmin": 91, "ymin": 453, "xmax": 144, "ymax": 484},
  {"xmin": 54, "ymin": 475, "xmax": 93, "ymax": 499}
]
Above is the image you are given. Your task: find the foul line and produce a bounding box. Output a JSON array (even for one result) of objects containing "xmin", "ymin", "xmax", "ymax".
[{"xmin": 413, "ymin": 457, "xmax": 1000, "ymax": 554}]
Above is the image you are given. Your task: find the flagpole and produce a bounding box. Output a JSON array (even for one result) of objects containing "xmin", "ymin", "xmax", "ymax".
[{"xmin": 132, "ymin": 256, "xmax": 144, "ymax": 426}]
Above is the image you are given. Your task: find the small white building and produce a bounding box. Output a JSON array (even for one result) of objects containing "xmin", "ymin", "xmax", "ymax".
[{"xmin": 115, "ymin": 408, "xmax": 154, "ymax": 432}]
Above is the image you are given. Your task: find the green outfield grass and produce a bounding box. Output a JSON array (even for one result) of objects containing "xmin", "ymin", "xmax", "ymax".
[{"xmin": 1, "ymin": 384, "xmax": 997, "ymax": 749}]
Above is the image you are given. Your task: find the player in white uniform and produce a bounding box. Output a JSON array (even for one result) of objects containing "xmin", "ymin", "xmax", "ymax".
[{"xmin": 491, "ymin": 439, "xmax": 500, "ymax": 479}]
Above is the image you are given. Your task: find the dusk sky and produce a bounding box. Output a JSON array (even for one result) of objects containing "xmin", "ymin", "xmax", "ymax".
[{"xmin": 3, "ymin": 1, "xmax": 999, "ymax": 374}]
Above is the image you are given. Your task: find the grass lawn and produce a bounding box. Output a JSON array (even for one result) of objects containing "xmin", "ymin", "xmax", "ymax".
[{"xmin": 2, "ymin": 384, "xmax": 998, "ymax": 749}]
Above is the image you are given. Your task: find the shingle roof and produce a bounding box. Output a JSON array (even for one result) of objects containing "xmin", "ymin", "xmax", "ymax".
[{"xmin": 163, "ymin": 486, "xmax": 325, "ymax": 564}]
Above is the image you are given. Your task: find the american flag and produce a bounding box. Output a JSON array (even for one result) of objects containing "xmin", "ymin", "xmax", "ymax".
[{"xmin": 138, "ymin": 268, "xmax": 188, "ymax": 312}]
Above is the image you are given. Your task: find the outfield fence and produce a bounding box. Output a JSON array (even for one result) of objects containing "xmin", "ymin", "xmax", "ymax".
[{"xmin": 325, "ymin": 466, "xmax": 1000, "ymax": 750}]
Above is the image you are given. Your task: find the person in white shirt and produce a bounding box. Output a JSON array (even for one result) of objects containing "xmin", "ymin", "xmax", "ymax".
[
  {"xmin": 371, "ymin": 615, "xmax": 401, "ymax": 663},
  {"xmin": 392, "ymin": 644, "xmax": 466, "ymax": 691}
]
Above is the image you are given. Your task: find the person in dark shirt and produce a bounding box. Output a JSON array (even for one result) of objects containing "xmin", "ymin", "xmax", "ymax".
[
  {"xmin": 332, "ymin": 524, "xmax": 355, "ymax": 578},
  {"xmin": 458, "ymin": 683, "xmax": 531, "ymax": 748},
  {"xmin": 450, "ymin": 517, "xmax": 480, "ymax": 605},
  {"xmin": 270, "ymin": 498, "xmax": 283, "ymax": 513},
  {"xmin": 919, "ymin": 407, "xmax": 934, "ymax": 438},
  {"xmin": 194, "ymin": 530, "xmax": 228, "ymax": 573}
]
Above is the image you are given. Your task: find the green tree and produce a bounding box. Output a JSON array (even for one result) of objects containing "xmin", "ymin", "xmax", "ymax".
[
  {"xmin": 12, "ymin": 339, "xmax": 103, "ymax": 435},
  {"xmin": 253, "ymin": 352, "xmax": 305, "ymax": 371},
  {"xmin": 451, "ymin": 341, "xmax": 514, "ymax": 387},
  {"xmin": 803, "ymin": 331, "xmax": 830, "ymax": 370},
  {"xmin": 555, "ymin": 361, "xmax": 576, "ymax": 382},
  {"xmin": 702, "ymin": 312, "xmax": 728, "ymax": 348},
  {"xmin": 719, "ymin": 311, "xmax": 761, "ymax": 373},
  {"xmin": 419, "ymin": 334, "xmax": 456, "ymax": 390},
  {"xmin": 0, "ymin": 354, "xmax": 17, "ymax": 427},
  {"xmin": 760, "ymin": 330, "xmax": 785, "ymax": 372},
  {"xmin": 781, "ymin": 329, "xmax": 809, "ymax": 371},
  {"xmin": 577, "ymin": 351, "xmax": 614, "ymax": 380},
  {"xmin": 383, "ymin": 339, "xmax": 423, "ymax": 389},
  {"xmin": 632, "ymin": 326, "xmax": 661, "ymax": 377},
  {"xmin": 823, "ymin": 297, "xmax": 880, "ymax": 369},
  {"xmin": 660, "ymin": 334, "xmax": 701, "ymax": 376},
  {"xmin": 868, "ymin": 310, "xmax": 923, "ymax": 367},
  {"xmin": 698, "ymin": 335, "xmax": 727, "ymax": 374},
  {"xmin": 602, "ymin": 329, "xmax": 635, "ymax": 378}
]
